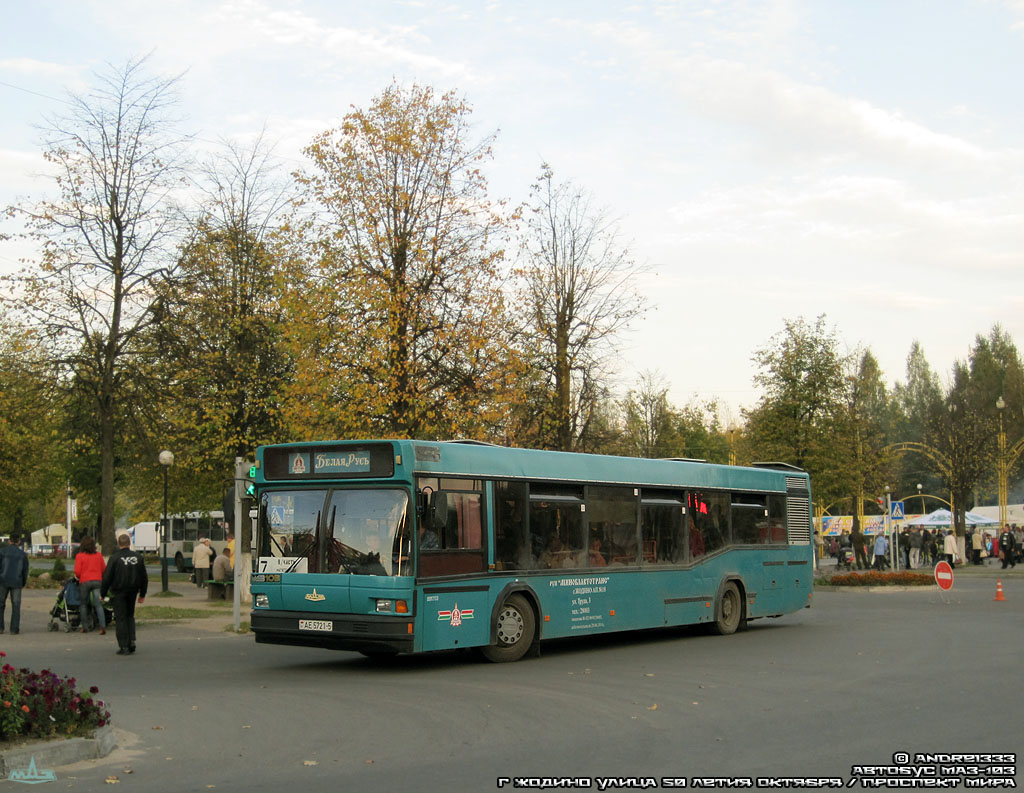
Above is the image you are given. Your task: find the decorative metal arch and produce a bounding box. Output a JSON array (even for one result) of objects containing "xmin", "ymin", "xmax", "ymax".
[
  {"xmin": 883, "ymin": 442, "xmax": 952, "ymax": 479},
  {"xmin": 1007, "ymin": 437, "xmax": 1024, "ymax": 471}
]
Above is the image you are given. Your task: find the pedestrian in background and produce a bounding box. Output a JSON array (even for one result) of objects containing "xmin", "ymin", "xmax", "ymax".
[
  {"xmin": 192, "ymin": 538, "xmax": 213, "ymax": 588},
  {"xmin": 909, "ymin": 528, "xmax": 923, "ymax": 569},
  {"xmin": 73, "ymin": 535, "xmax": 106, "ymax": 634},
  {"xmin": 942, "ymin": 530, "xmax": 960, "ymax": 568},
  {"xmin": 0, "ymin": 534, "xmax": 29, "ymax": 635},
  {"xmin": 101, "ymin": 533, "xmax": 148, "ymax": 655},
  {"xmin": 851, "ymin": 526, "xmax": 868, "ymax": 570},
  {"xmin": 872, "ymin": 532, "xmax": 888, "ymax": 571},
  {"xmin": 998, "ymin": 526, "xmax": 1016, "ymax": 570},
  {"xmin": 212, "ymin": 545, "xmax": 232, "ymax": 582}
]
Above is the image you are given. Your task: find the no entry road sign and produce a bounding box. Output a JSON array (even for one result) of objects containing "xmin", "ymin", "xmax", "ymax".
[{"xmin": 934, "ymin": 560, "xmax": 954, "ymax": 591}]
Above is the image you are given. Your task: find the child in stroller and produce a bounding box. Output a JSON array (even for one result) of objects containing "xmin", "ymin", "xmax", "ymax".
[{"xmin": 48, "ymin": 578, "xmax": 113, "ymax": 633}]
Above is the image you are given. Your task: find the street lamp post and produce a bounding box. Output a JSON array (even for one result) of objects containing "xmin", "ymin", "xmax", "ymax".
[
  {"xmin": 917, "ymin": 483, "xmax": 924, "ymax": 515},
  {"xmin": 159, "ymin": 450, "xmax": 174, "ymax": 593},
  {"xmin": 996, "ymin": 397, "xmax": 1007, "ymax": 529}
]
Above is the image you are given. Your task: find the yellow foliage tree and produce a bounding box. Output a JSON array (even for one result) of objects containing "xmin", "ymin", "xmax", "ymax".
[{"xmin": 285, "ymin": 83, "xmax": 523, "ymax": 441}]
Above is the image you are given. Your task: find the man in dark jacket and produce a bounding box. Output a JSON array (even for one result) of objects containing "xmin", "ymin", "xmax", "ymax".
[
  {"xmin": 998, "ymin": 527, "xmax": 1017, "ymax": 570},
  {"xmin": 101, "ymin": 533, "xmax": 148, "ymax": 655},
  {"xmin": 0, "ymin": 534, "xmax": 29, "ymax": 634}
]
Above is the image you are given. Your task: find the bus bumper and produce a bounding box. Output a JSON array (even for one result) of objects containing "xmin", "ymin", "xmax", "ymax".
[{"xmin": 250, "ymin": 610, "xmax": 415, "ymax": 653}]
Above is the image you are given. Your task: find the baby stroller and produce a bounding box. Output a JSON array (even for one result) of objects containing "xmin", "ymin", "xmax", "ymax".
[
  {"xmin": 47, "ymin": 578, "xmax": 113, "ymax": 633},
  {"xmin": 48, "ymin": 577, "xmax": 82, "ymax": 632}
]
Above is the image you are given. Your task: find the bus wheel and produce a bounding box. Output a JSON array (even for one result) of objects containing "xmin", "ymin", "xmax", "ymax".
[
  {"xmin": 712, "ymin": 582, "xmax": 743, "ymax": 635},
  {"xmin": 174, "ymin": 553, "xmax": 185, "ymax": 573},
  {"xmin": 481, "ymin": 594, "xmax": 535, "ymax": 663}
]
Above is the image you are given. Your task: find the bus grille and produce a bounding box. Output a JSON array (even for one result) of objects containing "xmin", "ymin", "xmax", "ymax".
[
  {"xmin": 785, "ymin": 476, "xmax": 809, "ymax": 494},
  {"xmin": 787, "ymin": 496, "xmax": 811, "ymax": 545}
]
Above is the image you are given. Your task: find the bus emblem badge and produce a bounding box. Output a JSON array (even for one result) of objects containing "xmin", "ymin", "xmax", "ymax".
[
  {"xmin": 305, "ymin": 588, "xmax": 326, "ymax": 602},
  {"xmin": 437, "ymin": 603, "xmax": 473, "ymax": 626}
]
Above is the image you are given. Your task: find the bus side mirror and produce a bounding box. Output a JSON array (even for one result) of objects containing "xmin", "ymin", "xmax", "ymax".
[{"xmin": 416, "ymin": 487, "xmax": 433, "ymax": 519}]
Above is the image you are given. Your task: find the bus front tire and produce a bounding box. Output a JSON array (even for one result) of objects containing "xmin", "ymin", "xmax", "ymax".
[
  {"xmin": 712, "ymin": 581, "xmax": 743, "ymax": 636},
  {"xmin": 481, "ymin": 594, "xmax": 535, "ymax": 663}
]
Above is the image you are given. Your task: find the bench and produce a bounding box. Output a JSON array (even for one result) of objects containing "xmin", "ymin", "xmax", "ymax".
[{"xmin": 207, "ymin": 580, "xmax": 234, "ymax": 601}]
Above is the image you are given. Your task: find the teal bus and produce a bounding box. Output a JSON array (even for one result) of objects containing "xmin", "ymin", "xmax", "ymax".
[{"xmin": 248, "ymin": 440, "xmax": 813, "ymax": 662}]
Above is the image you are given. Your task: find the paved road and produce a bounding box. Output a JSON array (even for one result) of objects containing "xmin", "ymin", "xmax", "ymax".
[{"xmin": 3, "ymin": 572, "xmax": 1021, "ymax": 792}]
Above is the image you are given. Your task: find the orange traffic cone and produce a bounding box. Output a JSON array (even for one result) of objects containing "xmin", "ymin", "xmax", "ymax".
[{"xmin": 994, "ymin": 580, "xmax": 1006, "ymax": 602}]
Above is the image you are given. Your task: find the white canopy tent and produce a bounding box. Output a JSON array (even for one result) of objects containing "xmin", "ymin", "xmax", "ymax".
[{"xmin": 907, "ymin": 508, "xmax": 998, "ymax": 528}]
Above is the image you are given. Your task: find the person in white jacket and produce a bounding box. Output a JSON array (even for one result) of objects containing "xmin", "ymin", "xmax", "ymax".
[
  {"xmin": 942, "ymin": 530, "xmax": 960, "ymax": 568},
  {"xmin": 192, "ymin": 538, "xmax": 214, "ymax": 587}
]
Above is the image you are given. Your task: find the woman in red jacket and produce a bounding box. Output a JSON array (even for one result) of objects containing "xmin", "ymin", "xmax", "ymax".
[{"xmin": 74, "ymin": 536, "xmax": 107, "ymax": 634}]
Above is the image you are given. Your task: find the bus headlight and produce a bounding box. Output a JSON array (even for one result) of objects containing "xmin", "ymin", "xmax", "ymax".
[
  {"xmin": 375, "ymin": 599, "xmax": 392, "ymax": 613},
  {"xmin": 254, "ymin": 593, "xmax": 269, "ymax": 608}
]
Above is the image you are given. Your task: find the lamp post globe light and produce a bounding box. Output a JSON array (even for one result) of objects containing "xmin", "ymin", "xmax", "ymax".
[{"xmin": 159, "ymin": 450, "xmax": 174, "ymax": 593}]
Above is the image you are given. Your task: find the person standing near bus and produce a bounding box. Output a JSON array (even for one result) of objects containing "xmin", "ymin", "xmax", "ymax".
[
  {"xmin": 192, "ymin": 538, "xmax": 214, "ymax": 588},
  {"xmin": 101, "ymin": 533, "xmax": 148, "ymax": 655},
  {"xmin": 0, "ymin": 534, "xmax": 29, "ymax": 635},
  {"xmin": 74, "ymin": 536, "xmax": 106, "ymax": 634}
]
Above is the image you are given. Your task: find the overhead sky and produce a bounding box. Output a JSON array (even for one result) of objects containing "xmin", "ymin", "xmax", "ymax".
[{"xmin": 2, "ymin": 1, "xmax": 1023, "ymax": 422}]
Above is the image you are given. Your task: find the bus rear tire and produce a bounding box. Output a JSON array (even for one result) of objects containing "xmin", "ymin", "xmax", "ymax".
[
  {"xmin": 711, "ymin": 581, "xmax": 743, "ymax": 635},
  {"xmin": 480, "ymin": 594, "xmax": 535, "ymax": 663}
]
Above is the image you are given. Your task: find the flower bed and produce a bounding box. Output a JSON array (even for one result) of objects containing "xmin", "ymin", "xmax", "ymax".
[
  {"xmin": 0, "ymin": 653, "xmax": 110, "ymax": 741},
  {"xmin": 826, "ymin": 571, "xmax": 935, "ymax": 587}
]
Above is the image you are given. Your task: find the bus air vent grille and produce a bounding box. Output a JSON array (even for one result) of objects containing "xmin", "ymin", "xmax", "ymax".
[{"xmin": 787, "ymin": 496, "xmax": 811, "ymax": 545}]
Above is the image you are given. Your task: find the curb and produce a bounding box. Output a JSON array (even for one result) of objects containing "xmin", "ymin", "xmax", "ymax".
[
  {"xmin": 814, "ymin": 585, "xmax": 929, "ymax": 593},
  {"xmin": 0, "ymin": 724, "xmax": 115, "ymax": 777}
]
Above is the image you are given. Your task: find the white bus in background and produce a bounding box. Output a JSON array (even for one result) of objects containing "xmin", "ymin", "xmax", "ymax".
[{"xmin": 158, "ymin": 511, "xmax": 230, "ymax": 571}]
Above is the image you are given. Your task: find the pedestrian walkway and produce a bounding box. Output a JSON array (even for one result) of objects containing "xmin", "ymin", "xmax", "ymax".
[
  {"xmin": 815, "ymin": 556, "xmax": 1024, "ymax": 576},
  {"xmin": 7, "ymin": 578, "xmax": 247, "ymax": 640}
]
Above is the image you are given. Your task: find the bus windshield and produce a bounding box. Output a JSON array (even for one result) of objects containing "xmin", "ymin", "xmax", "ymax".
[{"xmin": 258, "ymin": 488, "xmax": 410, "ymax": 576}]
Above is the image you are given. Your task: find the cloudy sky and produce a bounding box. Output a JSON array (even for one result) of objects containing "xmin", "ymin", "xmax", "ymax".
[{"xmin": 2, "ymin": 0, "xmax": 1023, "ymax": 421}]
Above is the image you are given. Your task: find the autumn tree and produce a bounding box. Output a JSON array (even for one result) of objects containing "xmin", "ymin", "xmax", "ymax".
[
  {"xmin": 0, "ymin": 321, "xmax": 62, "ymax": 536},
  {"xmin": 3, "ymin": 58, "xmax": 186, "ymax": 552},
  {"xmin": 519, "ymin": 165, "xmax": 645, "ymax": 451},
  {"xmin": 288, "ymin": 82, "xmax": 520, "ymax": 440},
  {"xmin": 743, "ymin": 315, "xmax": 845, "ymax": 479},
  {"xmin": 139, "ymin": 135, "xmax": 294, "ymax": 510},
  {"xmin": 967, "ymin": 325, "xmax": 1024, "ymax": 501},
  {"xmin": 926, "ymin": 362, "xmax": 998, "ymax": 536},
  {"xmin": 889, "ymin": 341, "xmax": 945, "ymax": 502},
  {"xmin": 827, "ymin": 350, "xmax": 894, "ymax": 527},
  {"xmin": 619, "ymin": 372, "xmax": 679, "ymax": 458}
]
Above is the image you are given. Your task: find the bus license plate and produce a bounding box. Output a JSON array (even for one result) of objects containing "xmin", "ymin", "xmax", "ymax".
[{"xmin": 299, "ymin": 619, "xmax": 333, "ymax": 632}]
